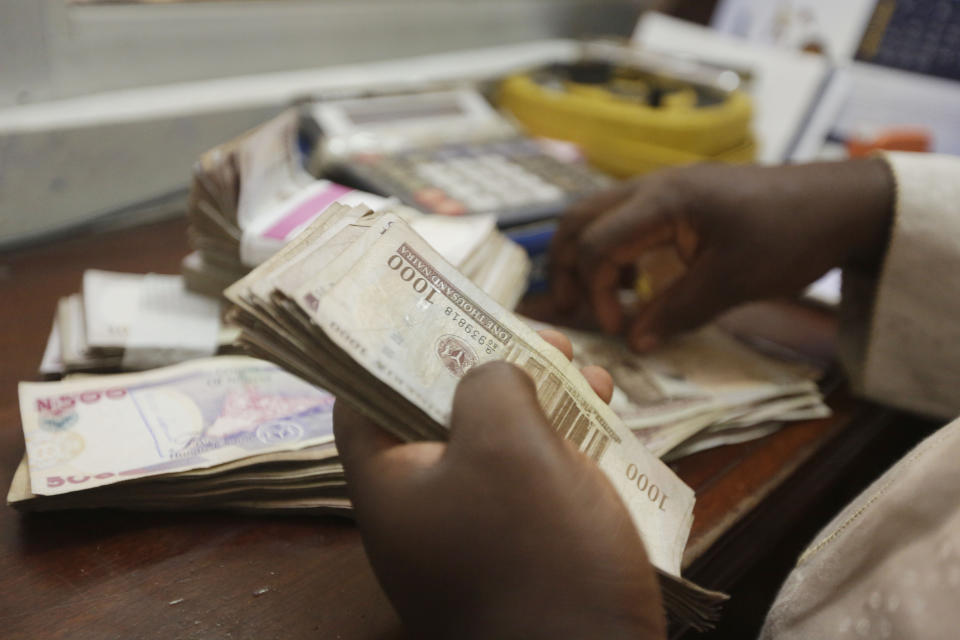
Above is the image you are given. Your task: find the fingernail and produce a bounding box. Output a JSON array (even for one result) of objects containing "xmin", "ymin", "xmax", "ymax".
[{"xmin": 632, "ymin": 334, "xmax": 659, "ymax": 352}]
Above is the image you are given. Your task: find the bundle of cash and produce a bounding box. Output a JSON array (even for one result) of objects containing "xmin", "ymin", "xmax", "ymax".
[
  {"xmin": 41, "ymin": 270, "xmax": 239, "ymax": 377},
  {"xmin": 224, "ymin": 204, "xmax": 725, "ymax": 628},
  {"xmin": 10, "ymin": 357, "xmax": 346, "ymax": 515},
  {"xmin": 185, "ymin": 109, "xmax": 381, "ymax": 291},
  {"xmin": 184, "ymin": 110, "xmax": 530, "ymax": 308},
  {"xmin": 525, "ymin": 321, "xmax": 830, "ymax": 460}
]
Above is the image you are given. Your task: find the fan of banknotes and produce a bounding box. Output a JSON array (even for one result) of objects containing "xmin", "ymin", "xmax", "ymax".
[
  {"xmin": 41, "ymin": 270, "xmax": 240, "ymax": 377},
  {"xmin": 183, "ymin": 109, "xmax": 530, "ymax": 310}
]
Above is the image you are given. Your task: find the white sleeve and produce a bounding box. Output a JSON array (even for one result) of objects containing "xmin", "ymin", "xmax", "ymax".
[{"xmin": 839, "ymin": 152, "xmax": 960, "ymax": 419}]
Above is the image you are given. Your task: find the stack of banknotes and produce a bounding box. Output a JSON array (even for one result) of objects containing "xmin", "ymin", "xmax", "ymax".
[
  {"xmin": 14, "ymin": 188, "xmax": 834, "ymax": 628},
  {"xmin": 12, "ymin": 326, "xmax": 823, "ymax": 514},
  {"xmin": 183, "ymin": 110, "xmax": 530, "ymax": 309},
  {"xmin": 41, "ymin": 270, "xmax": 240, "ymax": 377},
  {"xmin": 525, "ymin": 320, "xmax": 830, "ymax": 460},
  {"xmin": 10, "ymin": 356, "xmax": 346, "ymax": 515},
  {"xmin": 220, "ymin": 203, "xmax": 726, "ymax": 627}
]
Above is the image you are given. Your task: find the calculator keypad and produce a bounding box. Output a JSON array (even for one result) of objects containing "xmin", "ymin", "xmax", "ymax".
[{"xmin": 343, "ymin": 138, "xmax": 611, "ymax": 225}]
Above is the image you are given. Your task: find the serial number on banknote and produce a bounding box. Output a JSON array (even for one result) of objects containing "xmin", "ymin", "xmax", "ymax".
[{"xmin": 442, "ymin": 306, "xmax": 499, "ymax": 355}]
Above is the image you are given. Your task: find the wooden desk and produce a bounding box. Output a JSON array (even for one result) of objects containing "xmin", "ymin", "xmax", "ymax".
[{"xmin": 0, "ymin": 216, "xmax": 903, "ymax": 639}]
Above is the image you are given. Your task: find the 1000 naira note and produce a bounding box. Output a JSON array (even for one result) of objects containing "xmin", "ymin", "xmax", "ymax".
[
  {"xmin": 18, "ymin": 356, "xmax": 335, "ymax": 496},
  {"xmin": 230, "ymin": 209, "xmax": 695, "ymax": 578},
  {"xmin": 307, "ymin": 220, "xmax": 695, "ymax": 574},
  {"xmin": 227, "ymin": 206, "xmax": 726, "ymax": 628}
]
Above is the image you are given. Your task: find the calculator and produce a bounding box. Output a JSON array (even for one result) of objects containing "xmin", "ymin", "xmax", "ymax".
[
  {"xmin": 311, "ymin": 89, "xmax": 613, "ymax": 226},
  {"xmin": 335, "ymin": 137, "xmax": 611, "ymax": 226}
]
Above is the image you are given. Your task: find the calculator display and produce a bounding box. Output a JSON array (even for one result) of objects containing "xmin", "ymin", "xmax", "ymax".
[
  {"xmin": 314, "ymin": 89, "xmax": 510, "ymax": 143},
  {"xmin": 342, "ymin": 97, "xmax": 469, "ymax": 126}
]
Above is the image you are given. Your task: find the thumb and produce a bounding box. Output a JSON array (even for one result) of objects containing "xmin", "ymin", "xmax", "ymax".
[
  {"xmin": 626, "ymin": 254, "xmax": 734, "ymax": 351},
  {"xmin": 446, "ymin": 362, "xmax": 562, "ymax": 461},
  {"xmin": 334, "ymin": 399, "xmax": 444, "ymax": 515}
]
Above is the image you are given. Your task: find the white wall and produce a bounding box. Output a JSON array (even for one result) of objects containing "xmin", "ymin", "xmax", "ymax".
[
  {"xmin": 2, "ymin": 0, "xmax": 640, "ymax": 108},
  {"xmin": 0, "ymin": 40, "xmax": 584, "ymax": 247},
  {"xmin": 0, "ymin": 1, "xmax": 641, "ymax": 248}
]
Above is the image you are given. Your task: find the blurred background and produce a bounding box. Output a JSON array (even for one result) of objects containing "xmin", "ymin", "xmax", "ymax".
[{"xmin": 2, "ymin": 0, "xmax": 957, "ymax": 257}]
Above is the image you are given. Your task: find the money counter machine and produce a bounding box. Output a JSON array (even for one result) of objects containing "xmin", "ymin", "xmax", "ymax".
[{"xmin": 306, "ymin": 42, "xmax": 756, "ymax": 292}]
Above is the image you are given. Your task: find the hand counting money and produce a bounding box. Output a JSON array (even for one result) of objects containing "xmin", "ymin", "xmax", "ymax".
[{"xmin": 225, "ymin": 203, "xmax": 726, "ymax": 628}]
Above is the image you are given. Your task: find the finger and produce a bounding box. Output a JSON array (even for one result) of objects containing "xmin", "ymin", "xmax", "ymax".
[
  {"xmin": 550, "ymin": 182, "xmax": 637, "ymax": 310},
  {"xmin": 333, "ymin": 400, "xmax": 446, "ymax": 474},
  {"xmin": 334, "ymin": 399, "xmax": 445, "ymax": 511},
  {"xmin": 580, "ymin": 365, "xmax": 614, "ymax": 404},
  {"xmin": 333, "ymin": 399, "xmax": 403, "ymax": 472},
  {"xmin": 626, "ymin": 254, "xmax": 733, "ymax": 351},
  {"xmin": 537, "ymin": 328, "xmax": 573, "ymax": 361},
  {"xmin": 447, "ymin": 362, "xmax": 559, "ymax": 459},
  {"xmin": 577, "ymin": 196, "xmax": 678, "ymax": 334},
  {"xmin": 536, "ymin": 328, "xmax": 612, "ymax": 403}
]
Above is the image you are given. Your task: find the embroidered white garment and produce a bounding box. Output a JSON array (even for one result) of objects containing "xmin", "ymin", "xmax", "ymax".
[{"xmin": 762, "ymin": 152, "xmax": 960, "ymax": 639}]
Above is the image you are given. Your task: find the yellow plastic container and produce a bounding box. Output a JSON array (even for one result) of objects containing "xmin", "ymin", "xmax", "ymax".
[{"xmin": 498, "ymin": 73, "xmax": 755, "ymax": 177}]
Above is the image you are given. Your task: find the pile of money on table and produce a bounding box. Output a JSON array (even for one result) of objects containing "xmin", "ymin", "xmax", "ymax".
[
  {"xmin": 11, "ymin": 357, "xmax": 345, "ymax": 515},
  {"xmin": 11, "ymin": 112, "xmax": 835, "ymax": 631},
  {"xmin": 526, "ymin": 320, "xmax": 829, "ymax": 460},
  {"xmin": 41, "ymin": 270, "xmax": 239, "ymax": 377}
]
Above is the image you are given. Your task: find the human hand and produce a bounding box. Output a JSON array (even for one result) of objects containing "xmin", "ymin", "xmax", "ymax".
[
  {"xmin": 333, "ymin": 331, "xmax": 665, "ymax": 640},
  {"xmin": 550, "ymin": 159, "xmax": 894, "ymax": 351}
]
